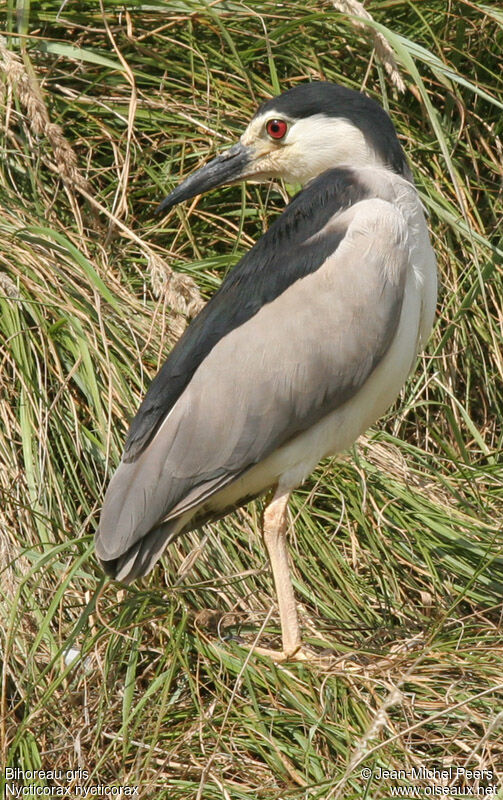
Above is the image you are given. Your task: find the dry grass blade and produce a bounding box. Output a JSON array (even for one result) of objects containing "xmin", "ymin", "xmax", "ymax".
[{"xmin": 331, "ymin": 0, "xmax": 406, "ymax": 92}]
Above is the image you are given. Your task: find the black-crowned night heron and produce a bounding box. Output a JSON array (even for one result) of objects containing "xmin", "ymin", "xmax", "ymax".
[{"xmin": 95, "ymin": 82, "xmax": 437, "ymax": 661}]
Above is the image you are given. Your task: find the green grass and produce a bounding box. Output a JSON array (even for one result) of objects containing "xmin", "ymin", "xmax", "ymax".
[{"xmin": 1, "ymin": 1, "xmax": 503, "ymax": 797}]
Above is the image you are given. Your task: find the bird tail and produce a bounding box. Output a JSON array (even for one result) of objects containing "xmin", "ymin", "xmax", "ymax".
[{"xmin": 96, "ymin": 517, "xmax": 184, "ymax": 584}]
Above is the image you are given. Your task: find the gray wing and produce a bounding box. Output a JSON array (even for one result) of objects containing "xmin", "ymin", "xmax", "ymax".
[{"xmin": 96, "ymin": 197, "xmax": 409, "ymax": 568}]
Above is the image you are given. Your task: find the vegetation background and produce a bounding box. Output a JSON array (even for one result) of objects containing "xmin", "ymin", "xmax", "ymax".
[{"xmin": 1, "ymin": 1, "xmax": 502, "ymax": 797}]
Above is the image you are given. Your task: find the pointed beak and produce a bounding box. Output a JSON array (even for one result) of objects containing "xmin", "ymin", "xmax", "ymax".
[{"xmin": 156, "ymin": 141, "xmax": 254, "ymax": 215}]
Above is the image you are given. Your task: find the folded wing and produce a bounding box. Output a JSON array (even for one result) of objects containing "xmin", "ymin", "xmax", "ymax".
[{"xmin": 96, "ymin": 183, "xmax": 410, "ymax": 579}]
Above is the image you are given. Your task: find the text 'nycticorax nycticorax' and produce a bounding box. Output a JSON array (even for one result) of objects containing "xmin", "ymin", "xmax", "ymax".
[{"xmin": 95, "ymin": 82, "xmax": 437, "ymax": 661}]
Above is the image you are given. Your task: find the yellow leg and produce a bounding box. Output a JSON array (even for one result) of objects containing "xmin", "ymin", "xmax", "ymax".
[{"xmin": 260, "ymin": 488, "xmax": 302, "ymax": 659}]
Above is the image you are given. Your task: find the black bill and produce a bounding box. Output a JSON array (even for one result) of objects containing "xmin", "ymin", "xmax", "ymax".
[{"xmin": 156, "ymin": 141, "xmax": 253, "ymax": 215}]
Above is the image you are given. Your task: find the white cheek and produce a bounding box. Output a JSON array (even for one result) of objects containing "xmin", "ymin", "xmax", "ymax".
[{"xmin": 284, "ymin": 116, "xmax": 376, "ymax": 183}]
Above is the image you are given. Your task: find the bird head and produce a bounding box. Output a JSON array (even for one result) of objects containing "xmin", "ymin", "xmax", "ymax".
[{"xmin": 157, "ymin": 82, "xmax": 410, "ymax": 215}]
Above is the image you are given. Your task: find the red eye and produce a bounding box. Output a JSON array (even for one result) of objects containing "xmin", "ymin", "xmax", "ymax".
[{"xmin": 266, "ymin": 118, "xmax": 288, "ymax": 140}]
